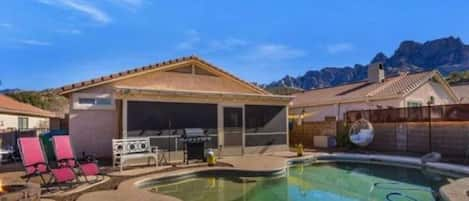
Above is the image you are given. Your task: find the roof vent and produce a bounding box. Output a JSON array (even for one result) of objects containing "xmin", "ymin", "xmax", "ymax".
[{"xmin": 368, "ymin": 62, "xmax": 385, "ymax": 83}]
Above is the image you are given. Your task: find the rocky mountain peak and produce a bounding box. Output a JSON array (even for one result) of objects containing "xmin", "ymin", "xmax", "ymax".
[
  {"xmin": 371, "ymin": 52, "xmax": 388, "ymax": 64},
  {"xmin": 266, "ymin": 36, "xmax": 469, "ymax": 91}
]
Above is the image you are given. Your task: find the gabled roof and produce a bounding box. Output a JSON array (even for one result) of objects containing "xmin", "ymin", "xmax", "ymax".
[
  {"xmin": 57, "ymin": 55, "xmax": 270, "ymax": 95},
  {"xmin": 291, "ymin": 70, "xmax": 459, "ymax": 108},
  {"xmin": 0, "ymin": 94, "xmax": 56, "ymax": 118}
]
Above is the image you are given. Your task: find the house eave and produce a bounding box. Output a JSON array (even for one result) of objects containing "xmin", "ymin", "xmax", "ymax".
[
  {"xmin": 290, "ymin": 95, "xmax": 401, "ymax": 109},
  {"xmin": 0, "ymin": 107, "xmax": 57, "ymax": 118},
  {"xmin": 114, "ymin": 86, "xmax": 293, "ymax": 104}
]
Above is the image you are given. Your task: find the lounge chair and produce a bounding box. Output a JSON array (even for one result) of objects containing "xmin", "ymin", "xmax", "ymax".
[
  {"xmin": 18, "ymin": 137, "xmax": 77, "ymax": 189},
  {"xmin": 52, "ymin": 136, "xmax": 101, "ymax": 183}
]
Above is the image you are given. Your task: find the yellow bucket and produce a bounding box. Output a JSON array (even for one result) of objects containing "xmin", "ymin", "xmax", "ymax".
[
  {"xmin": 296, "ymin": 144, "xmax": 304, "ymax": 157},
  {"xmin": 207, "ymin": 149, "xmax": 216, "ymax": 166}
]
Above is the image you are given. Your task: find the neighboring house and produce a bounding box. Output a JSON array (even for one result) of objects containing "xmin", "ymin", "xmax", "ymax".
[
  {"xmin": 290, "ymin": 63, "xmax": 459, "ymax": 122},
  {"xmin": 0, "ymin": 94, "xmax": 56, "ymax": 132},
  {"xmin": 57, "ymin": 56, "xmax": 292, "ymax": 158},
  {"xmin": 451, "ymin": 82, "xmax": 469, "ymax": 103}
]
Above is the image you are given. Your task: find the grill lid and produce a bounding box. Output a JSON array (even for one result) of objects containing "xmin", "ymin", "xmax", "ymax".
[{"xmin": 184, "ymin": 128, "xmax": 205, "ymax": 137}]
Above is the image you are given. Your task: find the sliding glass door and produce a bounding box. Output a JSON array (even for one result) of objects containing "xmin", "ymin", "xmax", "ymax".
[{"xmin": 222, "ymin": 107, "xmax": 243, "ymax": 156}]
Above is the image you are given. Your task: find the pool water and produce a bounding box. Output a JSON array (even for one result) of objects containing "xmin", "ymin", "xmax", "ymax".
[{"xmin": 147, "ymin": 162, "xmax": 457, "ymax": 201}]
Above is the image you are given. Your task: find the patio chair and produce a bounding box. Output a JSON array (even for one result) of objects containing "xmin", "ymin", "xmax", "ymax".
[
  {"xmin": 52, "ymin": 136, "xmax": 101, "ymax": 183},
  {"xmin": 18, "ymin": 137, "xmax": 77, "ymax": 189}
]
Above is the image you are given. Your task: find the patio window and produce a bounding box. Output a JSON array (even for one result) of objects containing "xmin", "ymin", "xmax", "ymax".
[
  {"xmin": 127, "ymin": 101, "xmax": 218, "ymax": 150},
  {"xmin": 245, "ymin": 105, "xmax": 287, "ymax": 146}
]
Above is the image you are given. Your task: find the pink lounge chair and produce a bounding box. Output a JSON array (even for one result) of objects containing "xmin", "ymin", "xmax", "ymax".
[
  {"xmin": 52, "ymin": 136, "xmax": 101, "ymax": 183},
  {"xmin": 18, "ymin": 137, "xmax": 76, "ymax": 188}
]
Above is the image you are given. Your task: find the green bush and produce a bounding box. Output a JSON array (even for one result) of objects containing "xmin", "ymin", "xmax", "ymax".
[{"xmin": 336, "ymin": 121, "xmax": 353, "ymax": 148}]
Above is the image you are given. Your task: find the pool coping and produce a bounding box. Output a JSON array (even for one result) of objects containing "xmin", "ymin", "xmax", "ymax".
[{"xmin": 76, "ymin": 153, "xmax": 469, "ymax": 201}]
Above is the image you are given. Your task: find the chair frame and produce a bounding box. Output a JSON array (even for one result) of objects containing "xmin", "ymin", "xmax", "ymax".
[
  {"xmin": 17, "ymin": 137, "xmax": 78, "ymax": 191},
  {"xmin": 52, "ymin": 136, "xmax": 103, "ymax": 183}
]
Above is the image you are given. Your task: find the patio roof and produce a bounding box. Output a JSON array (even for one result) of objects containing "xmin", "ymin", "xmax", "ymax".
[{"xmin": 114, "ymin": 86, "xmax": 293, "ymax": 103}]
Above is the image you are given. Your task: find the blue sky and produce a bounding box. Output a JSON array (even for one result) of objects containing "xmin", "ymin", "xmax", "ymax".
[{"xmin": 1, "ymin": 0, "xmax": 469, "ymax": 90}]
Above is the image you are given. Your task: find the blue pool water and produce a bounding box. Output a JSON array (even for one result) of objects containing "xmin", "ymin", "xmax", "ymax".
[{"xmin": 147, "ymin": 162, "xmax": 458, "ymax": 201}]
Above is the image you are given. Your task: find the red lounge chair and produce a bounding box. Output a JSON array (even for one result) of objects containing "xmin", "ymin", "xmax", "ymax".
[
  {"xmin": 18, "ymin": 137, "xmax": 76, "ymax": 189},
  {"xmin": 52, "ymin": 136, "xmax": 101, "ymax": 183}
]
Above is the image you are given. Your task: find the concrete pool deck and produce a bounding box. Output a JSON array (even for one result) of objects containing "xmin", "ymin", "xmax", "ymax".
[
  {"xmin": 75, "ymin": 152, "xmax": 469, "ymax": 201},
  {"xmin": 2, "ymin": 152, "xmax": 468, "ymax": 201},
  {"xmin": 76, "ymin": 153, "xmax": 320, "ymax": 201}
]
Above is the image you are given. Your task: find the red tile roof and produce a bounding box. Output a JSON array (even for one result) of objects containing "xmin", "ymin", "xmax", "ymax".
[
  {"xmin": 57, "ymin": 55, "xmax": 270, "ymax": 95},
  {"xmin": 0, "ymin": 94, "xmax": 56, "ymax": 118}
]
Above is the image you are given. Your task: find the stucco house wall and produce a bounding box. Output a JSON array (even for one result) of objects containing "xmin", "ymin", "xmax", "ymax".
[
  {"xmin": 404, "ymin": 80, "xmax": 455, "ymax": 106},
  {"xmin": 291, "ymin": 98, "xmax": 403, "ymax": 122},
  {"xmin": 0, "ymin": 113, "xmax": 49, "ymax": 131}
]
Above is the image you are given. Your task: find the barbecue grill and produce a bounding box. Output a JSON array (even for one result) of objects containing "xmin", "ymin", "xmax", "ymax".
[{"xmin": 180, "ymin": 128, "xmax": 211, "ymax": 164}]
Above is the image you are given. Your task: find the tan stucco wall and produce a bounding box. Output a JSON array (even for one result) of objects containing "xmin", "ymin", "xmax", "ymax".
[
  {"xmin": 69, "ymin": 108, "xmax": 118, "ymax": 158},
  {"xmin": 116, "ymin": 71, "xmax": 256, "ymax": 94},
  {"xmin": 0, "ymin": 113, "xmax": 49, "ymax": 131},
  {"xmin": 290, "ymin": 98, "xmax": 402, "ymax": 122},
  {"xmin": 404, "ymin": 81, "xmax": 455, "ymax": 106}
]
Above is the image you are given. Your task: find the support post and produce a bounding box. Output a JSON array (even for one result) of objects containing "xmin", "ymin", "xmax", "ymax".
[{"xmin": 122, "ymin": 99, "xmax": 128, "ymax": 139}]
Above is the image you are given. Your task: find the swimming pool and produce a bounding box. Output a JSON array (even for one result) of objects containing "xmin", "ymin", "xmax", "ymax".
[{"xmin": 144, "ymin": 162, "xmax": 460, "ymax": 201}]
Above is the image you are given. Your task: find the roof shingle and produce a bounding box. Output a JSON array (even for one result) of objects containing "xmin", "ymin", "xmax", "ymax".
[
  {"xmin": 291, "ymin": 71, "xmax": 443, "ymax": 107},
  {"xmin": 0, "ymin": 94, "xmax": 56, "ymax": 118}
]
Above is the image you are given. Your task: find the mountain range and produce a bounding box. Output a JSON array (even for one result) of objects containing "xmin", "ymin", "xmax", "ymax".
[{"xmin": 266, "ymin": 36, "xmax": 469, "ymax": 90}]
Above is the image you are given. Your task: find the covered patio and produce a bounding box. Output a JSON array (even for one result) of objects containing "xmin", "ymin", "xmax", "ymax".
[{"xmin": 116, "ymin": 86, "xmax": 292, "ymax": 160}]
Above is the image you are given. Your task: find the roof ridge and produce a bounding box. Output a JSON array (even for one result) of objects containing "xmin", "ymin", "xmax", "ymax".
[
  {"xmin": 57, "ymin": 55, "xmax": 269, "ymax": 95},
  {"xmin": 366, "ymin": 72, "xmax": 409, "ymax": 97}
]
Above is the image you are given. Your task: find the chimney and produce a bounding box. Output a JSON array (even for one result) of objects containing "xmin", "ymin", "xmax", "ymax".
[{"xmin": 368, "ymin": 62, "xmax": 385, "ymax": 83}]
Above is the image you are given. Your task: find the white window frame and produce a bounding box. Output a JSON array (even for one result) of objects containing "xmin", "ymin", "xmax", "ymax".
[
  {"xmin": 73, "ymin": 93, "xmax": 115, "ymax": 110},
  {"xmin": 406, "ymin": 99, "xmax": 423, "ymax": 108},
  {"xmin": 18, "ymin": 116, "xmax": 29, "ymax": 131}
]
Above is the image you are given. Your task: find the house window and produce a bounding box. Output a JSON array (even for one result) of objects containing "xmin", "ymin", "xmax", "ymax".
[
  {"xmin": 18, "ymin": 117, "xmax": 29, "ymax": 131},
  {"xmin": 74, "ymin": 93, "xmax": 115, "ymax": 110},
  {"xmin": 78, "ymin": 98, "xmax": 113, "ymax": 106},
  {"xmin": 78, "ymin": 98, "xmax": 95, "ymax": 104},
  {"xmin": 407, "ymin": 101, "xmax": 423, "ymax": 108}
]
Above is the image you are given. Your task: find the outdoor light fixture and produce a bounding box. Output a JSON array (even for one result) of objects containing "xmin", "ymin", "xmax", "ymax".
[
  {"xmin": 297, "ymin": 109, "xmax": 305, "ymax": 126},
  {"xmin": 427, "ymin": 96, "xmax": 435, "ymax": 105}
]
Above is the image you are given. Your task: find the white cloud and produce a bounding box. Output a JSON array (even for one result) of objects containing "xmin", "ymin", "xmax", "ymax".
[
  {"xmin": 56, "ymin": 29, "xmax": 82, "ymax": 34},
  {"xmin": 244, "ymin": 44, "xmax": 306, "ymax": 60},
  {"xmin": 176, "ymin": 29, "xmax": 201, "ymax": 50},
  {"xmin": 38, "ymin": 0, "xmax": 111, "ymax": 23},
  {"xmin": 208, "ymin": 38, "xmax": 248, "ymax": 51},
  {"xmin": 18, "ymin": 39, "xmax": 52, "ymax": 46},
  {"xmin": 326, "ymin": 43, "xmax": 354, "ymax": 54},
  {"xmin": 0, "ymin": 23, "xmax": 12, "ymax": 28}
]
